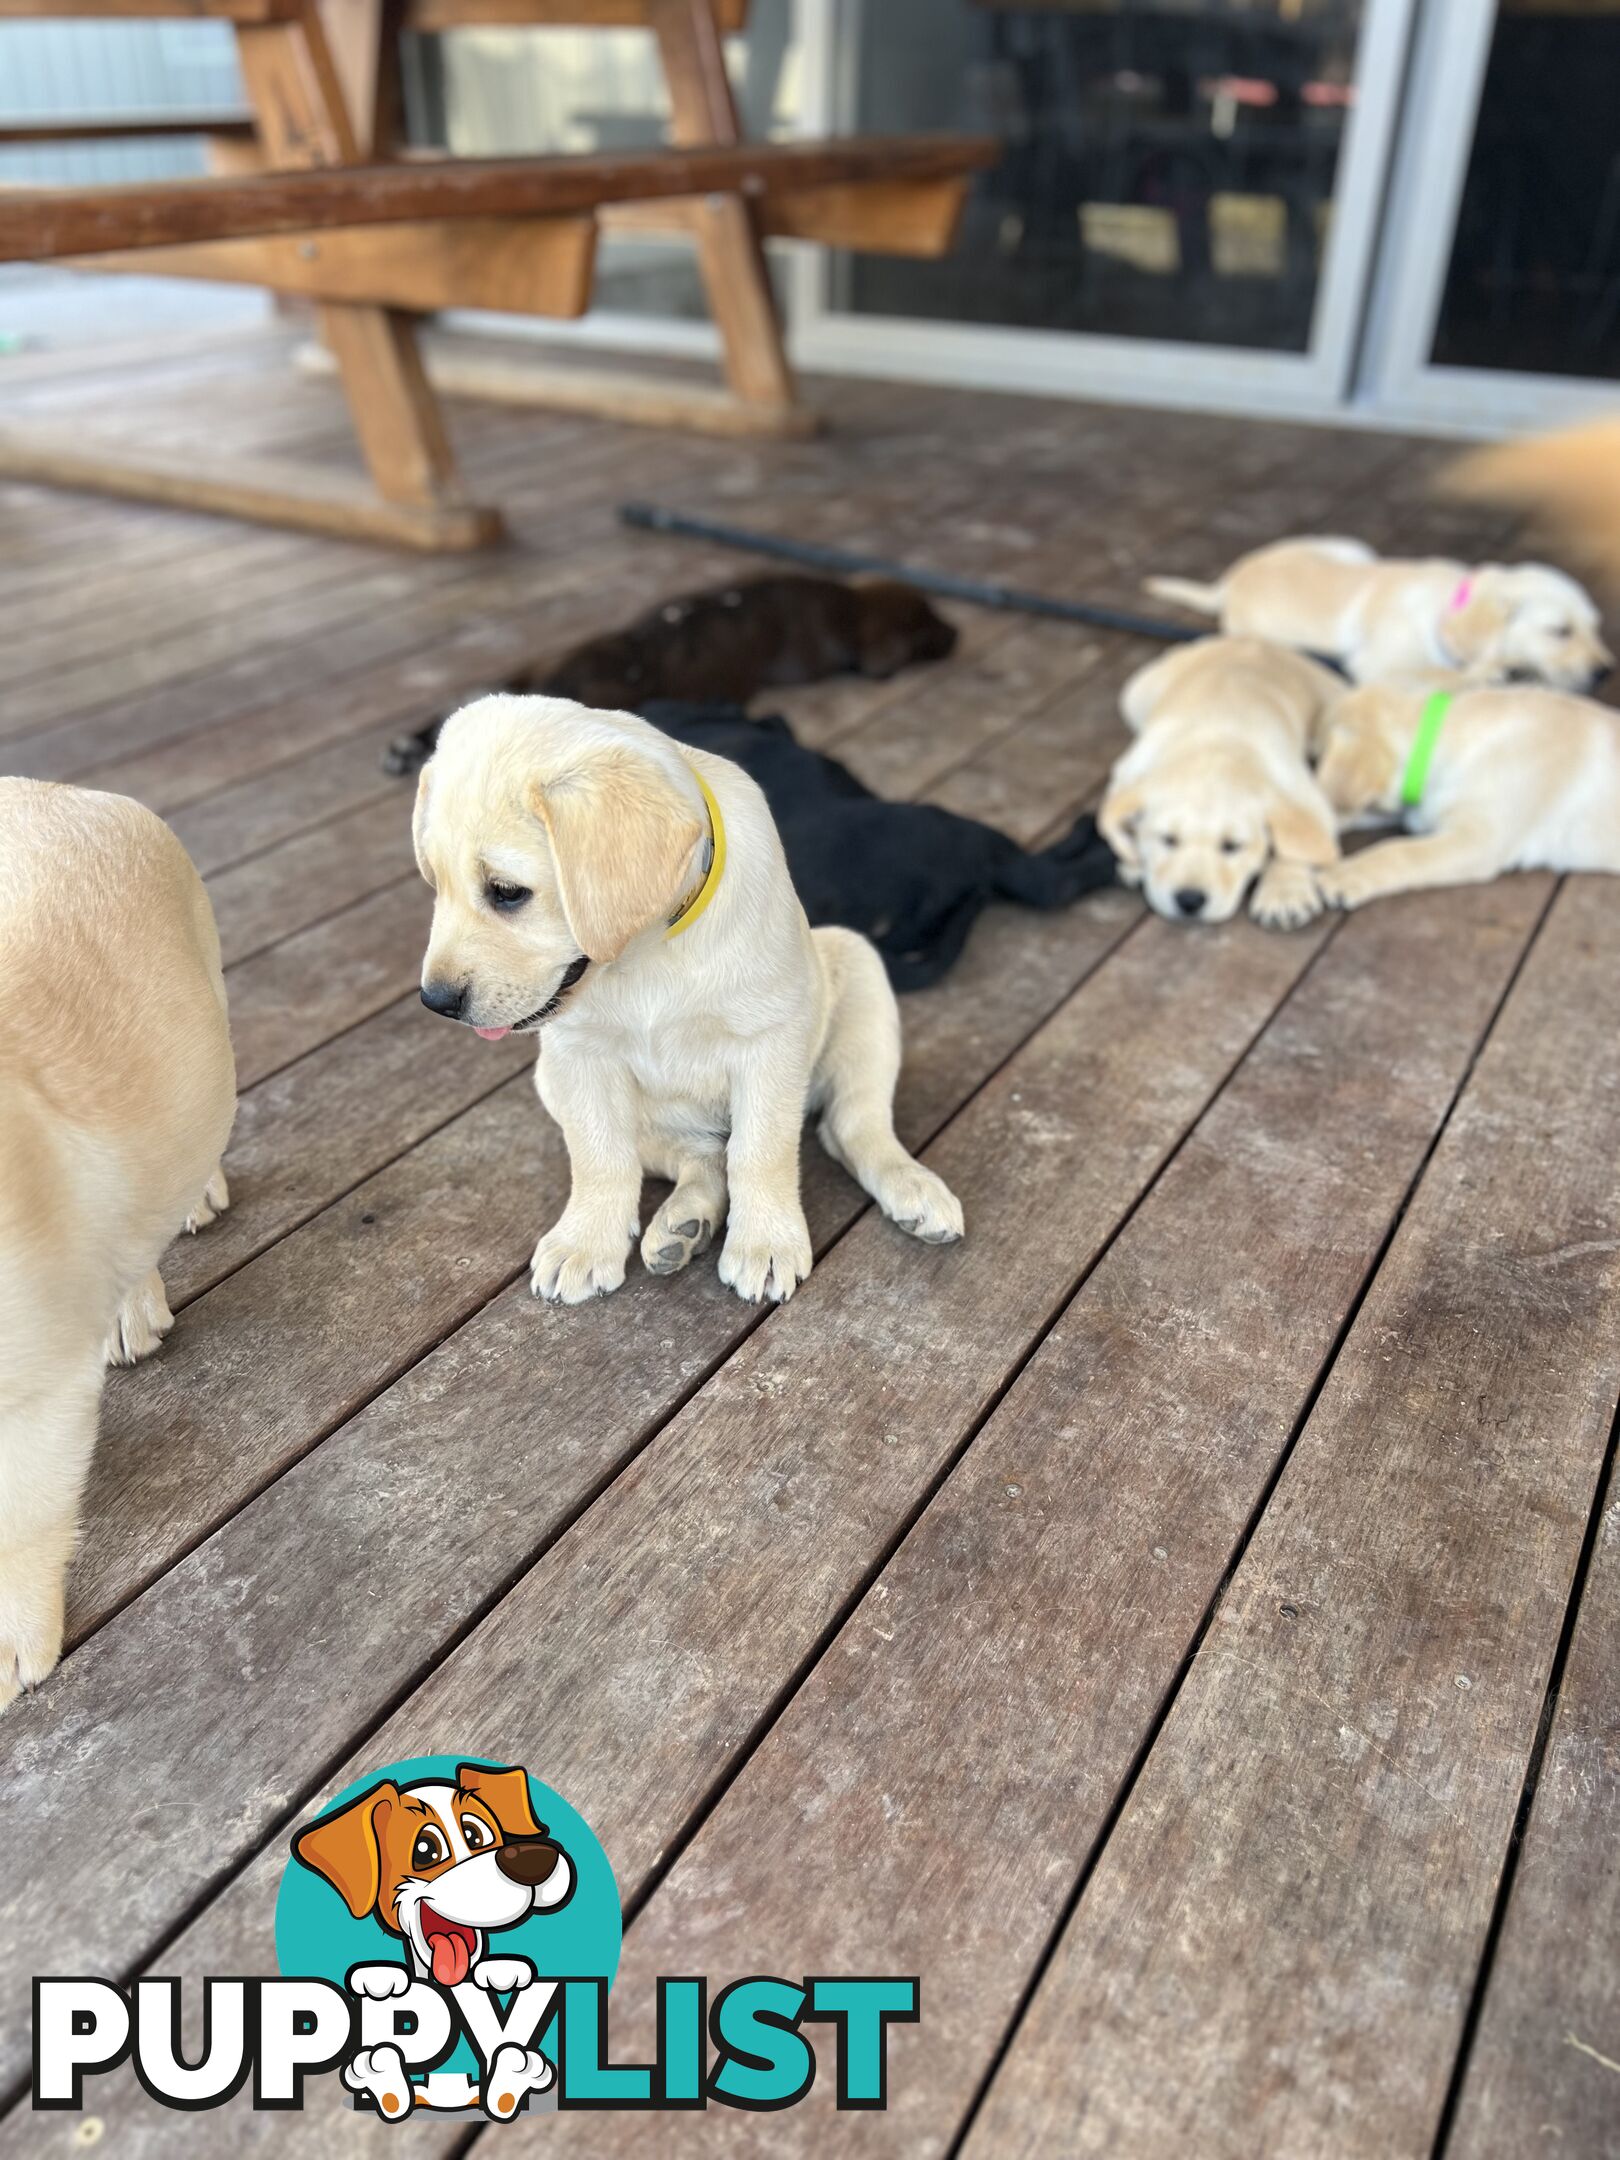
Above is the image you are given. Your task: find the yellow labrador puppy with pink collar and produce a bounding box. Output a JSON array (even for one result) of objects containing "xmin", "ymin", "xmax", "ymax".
[
  {"xmin": 413, "ymin": 694, "xmax": 962, "ymax": 1307},
  {"xmin": 1147, "ymin": 538, "xmax": 1609, "ymax": 689}
]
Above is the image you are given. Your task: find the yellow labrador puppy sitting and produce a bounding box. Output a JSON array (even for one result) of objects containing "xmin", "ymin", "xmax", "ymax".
[
  {"xmin": 1147, "ymin": 538, "xmax": 1609, "ymax": 690},
  {"xmin": 1312, "ymin": 679, "xmax": 1620, "ymax": 911},
  {"xmin": 413, "ymin": 694, "xmax": 963, "ymax": 1306},
  {"xmin": 1, "ymin": 781, "xmax": 234, "ymax": 1711},
  {"xmin": 1101, "ymin": 637, "xmax": 1344, "ymax": 929}
]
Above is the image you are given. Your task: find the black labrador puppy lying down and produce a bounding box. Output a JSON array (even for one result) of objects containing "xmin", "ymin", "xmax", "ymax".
[
  {"xmin": 382, "ymin": 573, "xmax": 958, "ymax": 775},
  {"xmin": 643, "ymin": 701, "xmax": 1119, "ymax": 991}
]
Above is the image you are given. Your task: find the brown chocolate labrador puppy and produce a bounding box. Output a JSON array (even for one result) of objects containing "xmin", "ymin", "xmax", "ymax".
[{"xmin": 383, "ymin": 575, "xmax": 957, "ymax": 775}]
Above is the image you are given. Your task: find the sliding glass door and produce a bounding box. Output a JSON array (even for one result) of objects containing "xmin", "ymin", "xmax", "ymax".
[
  {"xmin": 793, "ymin": 0, "xmax": 1417, "ymax": 419},
  {"xmin": 1358, "ymin": 0, "xmax": 1620, "ymax": 430}
]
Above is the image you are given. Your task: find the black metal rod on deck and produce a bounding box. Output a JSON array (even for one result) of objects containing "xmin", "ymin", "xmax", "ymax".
[{"xmin": 618, "ymin": 501, "xmax": 1202, "ymax": 645}]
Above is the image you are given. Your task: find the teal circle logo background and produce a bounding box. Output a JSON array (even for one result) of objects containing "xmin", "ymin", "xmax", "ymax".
[{"xmin": 274, "ymin": 1754, "xmax": 620, "ymax": 2071}]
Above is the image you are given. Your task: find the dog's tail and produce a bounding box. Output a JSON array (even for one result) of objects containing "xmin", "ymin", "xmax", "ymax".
[{"xmin": 1143, "ymin": 573, "xmax": 1225, "ymax": 616}]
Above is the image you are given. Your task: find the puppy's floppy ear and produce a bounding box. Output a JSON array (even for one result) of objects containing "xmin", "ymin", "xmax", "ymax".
[
  {"xmin": 1266, "ymin": 781, "xmax": 1339, "ymax": 868},
  {"xmin": 412, "ymin": 765, "xmax": 434, "ymax": 881},
  {"xmin": 1444, "ymin": 570, "xmax": 1514, "ymax": 669},
  {"xmin": 856, "ymin": 582, "xmax": 957, "ymax": 675},
  {"xmin": 457, "ymin": 1762, "xmax": 543, "ymax": 1840},
  {"xmin": 1099, "ymin": 776, "xmax": 1149, "ymax": 872},
  {"xmin": 1318, "ymin": 688, "xmax": 1405, "ymax": 815},
  {"xmin": 293, "ymin": 1781, "xmax": 400, "ymax": 1919},
  {"xmin": 530, "ymin": 746, "xmax": 705, "ymax": 963}
]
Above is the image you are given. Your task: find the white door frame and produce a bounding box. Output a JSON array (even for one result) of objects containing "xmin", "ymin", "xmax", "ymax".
[
  {"xmin": 1349, "ymin": 0, "xmax": 1620, "ymax": 436},
  {"xmin": 786, "ymin": 0, "xmax": 1421, "ymax": 425}
]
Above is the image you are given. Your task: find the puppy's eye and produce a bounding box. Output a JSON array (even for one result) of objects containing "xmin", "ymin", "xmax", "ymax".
[
  {"xmin": 411, "ymin": 1827, "xmax": 448, "ymax": 1871},
  {"xmin": 1160, "ymin": 833, "xmax": 1180, "ymax": 849},
  {"xmin": 460, "ymin": 1815, "xmax": 494, "ymax": 1851},
  {"xmin": 1220, "ymin": 838, "xmax": 1242, "ymax": 855},
  {"xmin": 485, "ymin": 880, "xmax": 531, "ymax": 912}
]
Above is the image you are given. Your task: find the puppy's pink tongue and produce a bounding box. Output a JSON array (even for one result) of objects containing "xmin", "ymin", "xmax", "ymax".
[
  {"xmin": 431, "ymin": 1933, "xmax": 470, "ymax": 1986},
  {"xmin": 473, "ymin": 1026, "xmax": 510, "ymax": 1042}
]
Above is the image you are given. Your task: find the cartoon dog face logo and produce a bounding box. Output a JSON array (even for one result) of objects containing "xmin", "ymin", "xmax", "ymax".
[{"xmin": 293, "ymin": 1761, "xmax": 574, "ymax": 1987}]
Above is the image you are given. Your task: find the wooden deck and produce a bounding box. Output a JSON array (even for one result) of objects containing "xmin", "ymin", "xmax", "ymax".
[{"xmin": 2, "ymin": 326, "xmax": 1618, "ymax": 2159}]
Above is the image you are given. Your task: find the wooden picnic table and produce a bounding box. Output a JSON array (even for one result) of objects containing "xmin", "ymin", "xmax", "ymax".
[{"xmin": 0, "ymin": 0, "xmax": 994, "ymax": 543}]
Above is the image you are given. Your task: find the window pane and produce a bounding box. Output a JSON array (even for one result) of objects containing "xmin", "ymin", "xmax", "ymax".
[
  {"xmin": 426, "ymin": 4, "xmax": 798, "ymax": 321},
  {"xmin": 1430, "ymin": 5, "xmax": 1620, "ymax": 380},
  {"xmin": 831, "ymin": 0, "xmax": 1365, "ymax": 354}
]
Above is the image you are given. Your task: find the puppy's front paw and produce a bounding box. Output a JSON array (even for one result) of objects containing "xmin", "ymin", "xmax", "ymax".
[
  {"xmin": 719, "ymin": 1211, "xmax": 813, "ymax": 1303},
  {"xmin": 349, "ymin": 1964, "xmax": 412, "ymax": 2001},
  {"xmin": 530, "ymin": 1223, "xmax": 629, "ymax": 1304},
  {"xmin": 105, "ymin": 1268, "xmax": 173, "ymax": 1367},
  {"xmin": 0, "ymin": 1543, "xmax": 67, "ymax": 1714},
  {"xmin": 472, "ymin": 1956, "xmax": 535, "ymax": 1995},
  {"xmin": 1251, "ymin": 859, "xmax": 1324, "ymax": 931},
  {"xmin": 1314, "ymin": 857, "xmax": 1380, "ymax": 913}
]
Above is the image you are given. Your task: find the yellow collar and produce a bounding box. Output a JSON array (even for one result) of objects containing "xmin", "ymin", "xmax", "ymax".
[{"xmin": 666, "ymin": 769, "xmax": 726, "ymax": 939}]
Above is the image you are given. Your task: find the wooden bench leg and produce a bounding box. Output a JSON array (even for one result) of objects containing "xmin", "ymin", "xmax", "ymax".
[
  {"xmin": 234, "ymin": 1, "xmax": 502, "ymax": 536},
  {"xmin": 648, "ymin": 0, "xmax": 799, "ymax": 414}
]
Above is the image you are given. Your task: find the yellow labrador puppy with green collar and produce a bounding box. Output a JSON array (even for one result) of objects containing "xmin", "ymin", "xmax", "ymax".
[
  {"xmin": 1312, "ymin": 679, "xmax": 1620, "ymax": 910},
  {"xmin": 412, "ymin": 694, "xmax": 963, "ymax": 1306},
  {"xmin": 1, "ymin": 781, "xmax": 234, "ymax": 1711}
]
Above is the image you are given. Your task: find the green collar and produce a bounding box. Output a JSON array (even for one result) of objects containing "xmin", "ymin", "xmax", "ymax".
[{"xmin": 1401, "ymin": 690, "xmax": 1454, "ymax": 810}]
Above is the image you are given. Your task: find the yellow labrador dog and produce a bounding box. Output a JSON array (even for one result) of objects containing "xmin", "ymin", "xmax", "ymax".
[
  {"xmin": 0, "ymin": 782, "xmax": 234, "ymax": 1711},
  {"xmin": 1312, "ymin": 679, "xmax": 1620, "ymax": 911},
  {"xmin": 1101, "ymin": 637, "xmax": 1344, "ymax": 929},
  {"xmin": 412, "ymin": 694, "xmax": 963, "ymax": 1307},
  {"xmin": 1147, "ymin": 537, "xmax": 1609, "ymax": 690}
]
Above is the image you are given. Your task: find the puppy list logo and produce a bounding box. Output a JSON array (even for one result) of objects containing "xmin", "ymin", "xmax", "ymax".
[
  {"xmin": 34, "ymin": 1752, "xmax": 919, "ymax": 2121},
  {"xmin": 276, "ymin": 1754, "xmax": 604, "ymax": 2119}
]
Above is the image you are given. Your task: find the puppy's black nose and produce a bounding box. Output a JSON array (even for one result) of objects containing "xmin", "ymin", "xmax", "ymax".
[
  {"xmin": 1174, "ymin": 887, "xmax": 1207, "ymax": 918},
  {"xmin": 420, "ymin": 980, "xmax": 466, "ymax": 1020},
  {"xmin": 495, "ymin": 1836, "xmax": 561, "ymax": 1888}
]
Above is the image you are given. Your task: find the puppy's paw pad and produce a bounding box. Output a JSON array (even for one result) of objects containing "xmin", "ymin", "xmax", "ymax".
[
  {"xmin": 106, "ymin": 1270, "xmax": 174, "ymax": 1366},
  {"xmin": 719, "ymin": 1220, "xmax": 812, "ymax": 1304},
  {"xmin": 185, "ymin": 1167, "xmax": 231, "ymax": 1233},
  {"xmin": 530, "ymin": 1231, "xmax": 627, "ymax": 1305},
  {"xmin": 879, "ymin": 1164, "xmax": 965, "ymax": 1246},
  {"xmin": 640, "ymin": 1204, "xmax": 715, "ymax": 1277}
]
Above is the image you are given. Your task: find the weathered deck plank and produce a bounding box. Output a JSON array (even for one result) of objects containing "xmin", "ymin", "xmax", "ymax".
[{"xmin": 1442, "ymin": 1444, "xmax": 1620, "ymax": 2158}]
